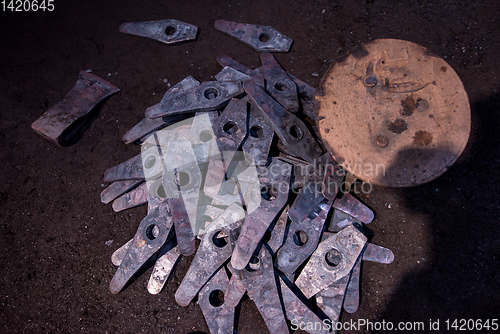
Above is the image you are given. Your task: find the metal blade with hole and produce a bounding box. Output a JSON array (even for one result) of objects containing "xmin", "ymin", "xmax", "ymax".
[
  {"xmin": 198, "ymin": 267, "xmax": 235, "ymax": 334},
  {"xmin": 175, "ymin": 203, "xmax": 245, "ymax": 306},
  {"xmin": 279, "ymin": 277, "xmax": 330, "ymax": 334},
  {"xmin": 232, "ymin": 246, "xmax": 289, "ymax": 334},
  {"xmin": 242, "ymin": 98, "xmax": 274, "ymax": 166},
  {"xmin": 145, "ymin": 81, "xmax": 244, "ymax": 118},
  {"xmin": 214, "ymin": 20, "xmax": 292, "ymax": 53},
  {"xmin": 111, "ymin": 182, "xmax": 148, "ymax": 212},
  {"xmin": 100, "ymin": 179, "xmax": 144, "ymax": 204},
  {"xmin": 295, "ymin": 225, "xmax": 367, "ymax": 299},
  {"xmin": 31, "ymin": 71, "xmax": 120, "ymax": 145},
  {"xmin": 244, "ymin": 76, "xmax": 322, "ymax": 162},
  {"xmin": 260, "ymin": 53, "xmax": 299, "ymax": 112},
  {"xmin": 231, "ymin": 159, "xmax": 291, "ymax": 270},
  {"xmin": 122, "ymin": 76, "xmax": 201, "ymax": 144},
  {"xmin": 276, "ymin": 198, "xmax": 333, "ymax": 276},
  {"xmin": 119, "ymin": 19, "xmax": 197, "ymax": 45}
]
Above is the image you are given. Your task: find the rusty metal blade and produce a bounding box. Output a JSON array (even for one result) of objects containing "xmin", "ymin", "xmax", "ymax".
[
  {"xmin": 288, "ymin": 74, "xmax": 317, "ymax": 122},
  {"xmin": 31, "ymin": 71, "xmax": 119, "ymax": 145},
  {"xmin": 214, "ymin": 20, "xmax": 292, "ymax": 52},
  {"xmin": 119, "ymin": 19, "xmax": 197, "ymax": 44},
  {"xmin": 265, "ymin": 206, "xmax": 289, "ymax": 255},
  {"xmin": 215, "ymin": 66, "xmax": 251, "ymax": 82},
  {"xmin": 111, "ymin": 239, "xmax": 133, "ymax": 266},
  {"xmin": 168, "ymin": 196, "xmax": 196, "ymax": 256},
  {"xmin": 333, "ymin": 192, "xmax": 374, "ymax": 223},
  {"xmin": 242, "ymin": 98, "xmax": 274, "ymax": 166},
  {"xmin": 216, "ymin": 55, "xmax": 257, "ymax": 77},
  {"xmin": 362, "ymin": 243, "xmax": 394, "ymax": 264},
  {"xmin": 260, "ymin": 53, "xmax": 299, "ymax": 112},
  {"xmin": 343, "ymin": 256, "xmax": 362, "ymax": 314},
  {"xmin": 316, "ymin": 275, "xmax": 350, "ymax": 324},
  {"xmin": 111, "ymin": 182, "xmax": 148, "ymax": 212},
  {"xmin": 224, "ymin": 270, "xmax": 247, "ymax": 308},
  {"xmin": 147, "ymin": 245, "xmax": 180, "ymax": 295},
  {"xmin": 100, "ymin": 179, "xmax": 144, "ymax": 204},
  {"xmin": 198, "ymin": 267, "xmax": 236, "ymax": 334},
  {"xmin": 103, "ymin": 154, "xmax": 145, "ymax": 182},
  {"xmin": 244, "ymin": 76, "xmax": 322, "ymax": 163}
]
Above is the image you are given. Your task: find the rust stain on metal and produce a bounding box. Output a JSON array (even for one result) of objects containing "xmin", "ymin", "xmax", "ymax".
[
  {"xmin": 413, "ymin": 130, "xmax": 433, "ymax": 146},
  {"xmin": 400, "ymin": 93, "xmax": 416, "ymax": 116},
  {"xmin": 387, "ymin": 118, "xmax": 408, "ymax": 134}
]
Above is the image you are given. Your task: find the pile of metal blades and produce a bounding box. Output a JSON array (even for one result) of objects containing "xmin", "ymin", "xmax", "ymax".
[{"xmin": 101, "ymin": 43, "xmax": 394, "ymax": 334}]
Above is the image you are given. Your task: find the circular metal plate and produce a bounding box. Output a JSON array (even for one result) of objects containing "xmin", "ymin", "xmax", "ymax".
[{"xmin": 315, "ymin": 39, "xmax": 471, "ymax": 187}]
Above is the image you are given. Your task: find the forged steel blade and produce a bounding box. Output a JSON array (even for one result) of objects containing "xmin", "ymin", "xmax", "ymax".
[
  {"xmin": 344, "ymin": 256, "xmax": 361, "ymax": 314},
  {"xmin": 147, "ymin": 244, "xmax": 181, "ymax": 295},
  {"xmin": 316, "ymin": 275, "xmax": 350, "ymax": 325},
  {"xmin": 31, "ymin": 71, "xmax": 120, "ymax": 145},
  {"xmin": 145, "ymin": 81, "xmax": 244, "ymax": 118},
  {"xmin": 224, "ymin": 270, "xmax": 247, "ymax": 308},
  {"xmin": 288, "ymin": 74, "xmax": 317, "ymax": 122},
  {"xmin": 103, "ymin": 154, "xmax": 145, "ymax": 182},
  {"xmin": 265, "ymin": 205, "xmax": 289, "ymax": 255},
  {"xmin": 100, "ymin": 179, "xmax": 144, "ymax": 204},
  {"xmin": 198, "ymin": 267, "xmax": 236, "ymax": 334},
  {"xmin": 109, "ymin": 201, "xmax": 173, "ymax": 294},
  {"xmin": 175, "ymin": 204, "xmax": 245, "ymax": 306},
  {"xmin": 216, "ymin": 55, "xmax": 257, "ymax": 77},
  {"xmin": 231, "ymin": 159, "xmax": 291, "ymax": 270},
  {"xmin": 215, "ymin": 66, "xmax": 251, "ymax": 82},
  {"xmin": 111, "ymin": 239, "xmax": 133, "ymax": 266},
  {"xmin": 242, "ymin": 99, "xmax": 274, "ymax": 166},
  {"xmin": 233, "ymin": 247, "xmax": 288, "ymax": 334},
  {"xmin": 111, "ymin": 182, "xmax": 148, "ymax": 212},
  {"xmin": 279, "ymin": 277, "xmax": 330, "ymax": 334},
  {"xmin": 122, "ymin": 76, "xmax": 200, "ymax": 144},
  {"xmin": 119, "ymin": 19, "xmax": 197, "ymax": 45},
  {"xmin": 295, "ymin": 225, "xmax": 367, "ymax": 299},
  {"xmin": 333, "ymin": 192, "xmax": 374, "ymax": 224},
  {"xmin": 244, "ymin": 75, "xmax": 322, "ymax": 162},
  {"xmin": 362, "ymin": 243, "xmax": 394, "ymax": 264},
  {"xmin": 260, "ymin": 53, "xmax": 299, "ymax": 112},
  {"xmin": 276, "ymin": 198, "xmax": 333, "ymax": 276},
  {"xmin": 168, "ymin": 196, "xmax": 196, "ymax": 256},
  {"xmin": 214, "ymin": 20, "xmax": 292, "ymax": 52}
]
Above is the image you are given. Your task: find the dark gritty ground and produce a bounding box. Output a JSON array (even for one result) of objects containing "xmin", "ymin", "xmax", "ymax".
[{"xmin": 1, "ymin": 0, "xmax": 499, "ymax": 333}]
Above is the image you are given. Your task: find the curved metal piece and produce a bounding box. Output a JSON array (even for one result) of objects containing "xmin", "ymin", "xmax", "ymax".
[
  {"xmin": 214, "ymin": 20, "xmax": 292, "ymax": 52},
  {"xmin": 119, "ymin": 19, "xmax": 198, "ymax": 45}
]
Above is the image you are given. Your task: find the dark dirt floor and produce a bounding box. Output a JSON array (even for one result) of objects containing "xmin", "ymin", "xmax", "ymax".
[{"xmin": 1, "ymin": 0, "xmax": 500, "ymax": 333}]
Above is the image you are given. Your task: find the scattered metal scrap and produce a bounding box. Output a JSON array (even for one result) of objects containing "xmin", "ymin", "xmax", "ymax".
[
  {"xmin": 119, "ymin": 19, "xmax": 198, "ymax": 45},
  {"xmin": 100, "ymin": 39, "xmax": 400, "ymax": 333}
]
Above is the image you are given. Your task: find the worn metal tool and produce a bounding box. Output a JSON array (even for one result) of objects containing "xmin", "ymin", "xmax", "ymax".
[
  {"xmin": 119, "ymin": 19, "xmax": 198, "ymax": 45},
  {"xmin": 31, "ymin": 71, "xmax": 119, "ymax": 145},
  {"xmin": 214, "ymin": 20, "xmax": 292, "ymax": 52}
]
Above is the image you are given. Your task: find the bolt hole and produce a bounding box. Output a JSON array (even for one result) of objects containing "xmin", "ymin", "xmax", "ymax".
[
  {"xmin": 250, "ymin": 125, "xmax": 263, "ymax": 138},
  {"xmin": 247, "ymin": 256, "xmax": 261, "ymax": 271},
  {"xmin": 209, "ymin": 289, "xmax": 225, "ymax": 307},
  {"xmin": 146, "ymin": 224, "xmax": 159, "ymax": 240},
  {"xmin": 224, "ymin": 179, "xmax": 239, "ymax": 195},
  {"xmin": 364, "ymin": 75, "xmax": 377, "ymax": 87},
  {"xmin": 274, "ymin": 82, "xmax": 288, "ymax": 91},
  {"xmin": 156, "ymin": 183, "xmax": 166, "ymax": 198},
  {"xmin": 293, "ymin": 230, "xmax": 309, "ymax": 246},
  {"xmin": 175, "ymin": 171, "xmax": 190, "ymax": 187},
  {"xmin": 259, "ymin": 33, "xmax": 270, "ymax": 43},
  {"xmin": 262, "ymin": 229, "xmax": 272, "ymax": 244},
  {"xmin": 223, "ymin": 121, "xmax": 238, "ymax": 135},
  {"xmin": 299, "ymin": 91, "xmax": 312, "ymax": 102},
  {"xmin": 165, "ymin": 26, "xmax": 176, "ymax": 36},
  {"xmin": 288, "ymin": 125, "xmax": 303, "ymax": 140},
  {"xmin": 144, "ymin": 155, "xmax": 156, "ymax": 169},
  {"xmin": 199, "ymin": 130, "xmax": 213, "ymax": 143},
  {"xmin": 212, "ymin": 230, "xmax": 228, "ymax": 248},
  {"xmin": 325, "ymin": 249, "xmax": 342, "ymax": 267},
  {"xmin": 261, "ymin": 185, "xmax": 278, "ymax": 201},
  {"xmin": 204, "ymin": 88, "xmax": 219, "ymax": 100},
  {"xmin": 416, "ymin": 98, "xmax": 429, "ymax": 112}
]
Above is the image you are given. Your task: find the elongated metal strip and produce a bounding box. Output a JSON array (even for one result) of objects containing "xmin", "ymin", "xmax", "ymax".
[
  {"xmin": 266, "ymin": 206, "xmax": 289, "ymax": 255},
  {"xmin": 175, "ymin": 204, "xmax": 245, "ymax": 306},
  {"xmin": 231, "ymin": 159, "xmax": 291, "ymax": 270},
  {"xmin": 31, "ymin": 71, "xmax": 120, "ymax": 145},
  {"xmin": 168, "ymin": 197, "xmax": 196, "ymax": 256},
  {"xmin": 119, "ymin": 19, "xmax": 197, "ymax": 45},
  {"xmin": 111, "ymin": 182, "xmax": 148, "ymax": 212},
  {"xmin": 333, "ymin": 192, "xmax": 374, "ymax": 224},
  {"xmin": 214, "ymin": 20, "xmax": 292, "ymax": 52},
  {"xmin": 242, "ymin": 99, "xmax": 274, "ymax": 166},
  {"xmin": 362, "ymin": 243, "xmax": 394, "ymax": 264},
  {"xmin": 316, "ymin": 275, "xmax": 350, "ymax": 324},
  {"xmin": 145, "ymin": 81, "xmax": 244, "ymax": 118},
  {"xmin": 147, "ymin": 245, "xmax": 181, "ymax": 295},
  {"xmin": 260, "ymin": 53, "xmax": 299, "ymax": 112},
  {"xmin": 295, "ymin": 225, "xmax": 367, "ymax": 299},
  {"xmin": 244, "ymin": 76, "xmax": 322, "ymax": 162},
  {"xmin": 224, "ymin": 272, "xmax": 247, "ymax": 308},
  {"xmin": 198, "ymin": 267, "xmax": 235, "ymax": 334},
  {"xmin": 100, "ymin": 179, "xmax": 144, "ymax": 204},
  {"xmin": 321, "ymin": 154, "xmax": 346, "ymax": 200},
  {"xmin": 109, "ymin": 201, "xmax": 173, "ymax": 294},
  {"xmin": 279, "ymin": 277, "xmax": 330, "ymax": 334},
  {"xmin": 215, "ymin": 66, "xmax": 251, "ymax": 82},
  {"xmin": 216, "ymin": 55, "xmax": 257, "ymax": 76},
  {"xmin": 344, "ymin": 256, "xmax": 362, "ymax": 314},
  {"xmin": 122, "ymin": 76, "xmax": 200, "ymax": 144},
  {"xmin": 276, "ymin": 198, "xmax": 333, "ymax": 275},
  {"xmin": 234, "ymin": 247, "xmax": 288, "ymax": 334},
  {"xmin": 103, "ymin": 154, "xmax": 145, "ymax": 182}
]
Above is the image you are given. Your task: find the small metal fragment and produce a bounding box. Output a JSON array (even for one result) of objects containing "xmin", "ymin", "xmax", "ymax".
[
  {"xmin": 145, "ymin": 81, "xmax": 244, "ymax": 118},
  {"xmin": 295, "ymin": 225, "xmax": 367, "ymax": 299},
  {"xmin": 111, "ymin": 239, "xmax": 133, "ymax": 266},
  {"xmin": 216, "ymin": 55, "xmax": 257, "ymax": 77},
  {"xmin": 362, "ymin": 243, "xmax": 394, "ymax": 264},
  {"xmin": 215, "ymin": 66, "xmax": 251, "ymax": 82},
  {"xmin": 198, "ymin": 267, "xmax": 235, "ymax": 334},
  {"xmin": 103, "ymin": 154, "xmax": 145, "ymax": 182},
  {"xmin": 260, "ymin": 53, "xmax": 299, "ymax": 112},
  {"xmin": 168, "ymin": 196, "xmax": 196, "ymax": 256},
  {"xmin": 214, "ymin": 20, "xmax": 292, "ymax": 52},
  {"xmin": 316, "ymin": 275, "xmax": 350, "ymax": 324},
  {"xmin": 147, "ymin": 243, "xmax": 180, "ymax": 295},
  {"xmin": 119, "ymin": 19, "xmax": 198, "ymax": 45},
  {"xmin": 100, "ymin": 179, "xmax": 144, "ymax": 204},
  {"xmin": 244, "ymin": 76, "xmax": 322, "ymax": 162},
  {"xmin": 265, "ymin": 206, "xmax": 289, "ymax": 255},
  {"xmin": 224, "ymin": 271, "xmax": 247, "ymax": 308},
  {"xmin": 31, "ymin": 71, "xmax": 119, "ymax": 145},
  {"xmin": 111, "ymin": 182, "xmax": 148, "ymax": 212},
  {"xmin": 289, "ymin": 74, "xmax": 317, "ymax": 121},
  {"xmin": 279, "ymin": 277, "xmax": 330, "ymax": 334},
  {"xmin": 332, "ymin": 192, "xmax": 374, "ymax": 224},
  {"xmin": 242, "ymin": 99, "xmax": 274, "ymax": 165}
]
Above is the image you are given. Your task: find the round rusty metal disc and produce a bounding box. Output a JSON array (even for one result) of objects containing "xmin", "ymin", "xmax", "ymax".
[{"xmin": 315, "ymin": 39, "xmax": 471, "ymax": 187}]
